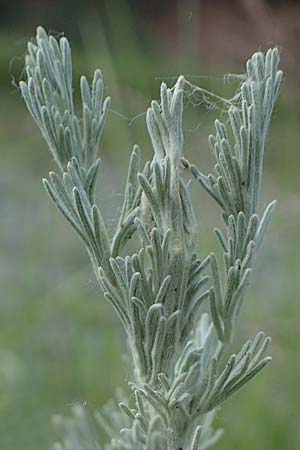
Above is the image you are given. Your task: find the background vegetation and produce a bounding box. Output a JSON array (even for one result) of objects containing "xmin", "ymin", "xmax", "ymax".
[{"xmin": 0, "ymin": 1, "xmax": 299, "ymax": 449}]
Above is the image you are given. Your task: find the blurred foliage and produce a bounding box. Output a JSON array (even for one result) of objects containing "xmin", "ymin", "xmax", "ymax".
[{"xmin": 0, "ymin": 2, "xmax": 300, "ymax": 449}]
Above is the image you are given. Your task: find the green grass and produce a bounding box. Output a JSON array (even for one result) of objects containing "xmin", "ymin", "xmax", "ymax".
[{"xmin": 0, "ymin": 21, "xmax": 299, "ymax": 449}]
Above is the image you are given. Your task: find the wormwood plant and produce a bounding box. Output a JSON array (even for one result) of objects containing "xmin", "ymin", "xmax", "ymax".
[{"xmin": 20, "ymin": 27, "xmax": 282, "ymax": 450}]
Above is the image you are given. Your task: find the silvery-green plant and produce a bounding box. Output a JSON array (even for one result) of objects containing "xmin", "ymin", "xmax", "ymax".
[{"xmin": 20, "ymin": 27, "xmax": 282, "ymax": 450}]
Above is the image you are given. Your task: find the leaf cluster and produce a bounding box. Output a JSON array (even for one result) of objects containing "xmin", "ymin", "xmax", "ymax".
[{"xmin": 20, "ymin": 28, "xmax": 282, "ymax": 450}]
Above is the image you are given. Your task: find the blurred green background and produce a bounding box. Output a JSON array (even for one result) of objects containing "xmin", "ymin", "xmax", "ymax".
[{"xmin": 0, "ymin": 0, "xmax": 299, "ymax": 449}]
